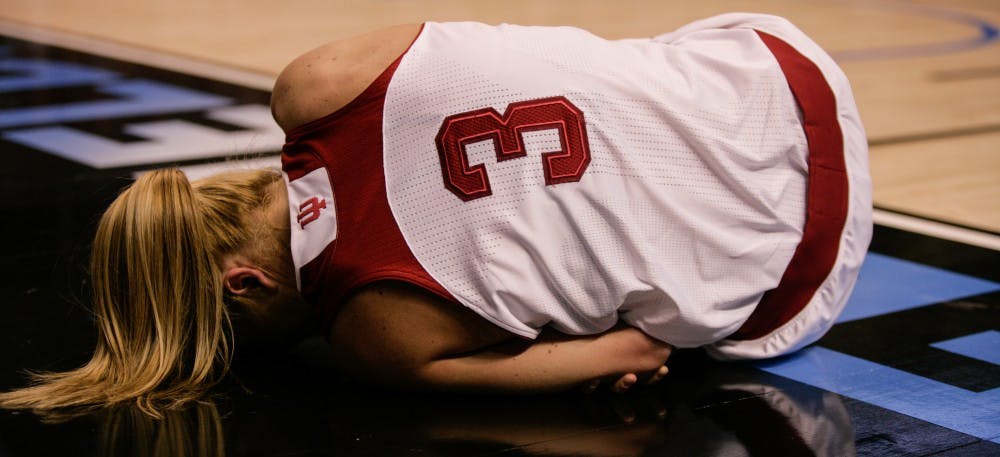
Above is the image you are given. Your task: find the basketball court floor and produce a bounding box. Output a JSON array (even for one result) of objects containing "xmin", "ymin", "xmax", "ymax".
[{"xmin": 0, "ymin": 1, "xmax": 998, "ymax": 455}]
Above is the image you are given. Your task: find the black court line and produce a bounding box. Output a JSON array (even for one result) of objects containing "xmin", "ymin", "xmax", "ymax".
[
  {"xmin": 867, "ymin": 123, "xmax": 1000, "ymax": 147},
  {"xmin": 870, "ymin": 224, "xmax": 1000, "ymax": 283},
  {"xmin": 932, "ymin": 65, "xmax": 1000, "ymax": 82}
]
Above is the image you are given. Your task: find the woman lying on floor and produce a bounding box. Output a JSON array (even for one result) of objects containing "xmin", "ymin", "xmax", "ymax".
[{"xmin": 0, "ymin": 13, "xmax": 871, "ymax": 417}]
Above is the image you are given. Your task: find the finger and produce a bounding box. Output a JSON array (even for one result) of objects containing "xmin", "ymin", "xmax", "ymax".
[
  {"xmin": 581, "ymin": 379, "xmax": 601, "ymax": 394},
  {"xmin": 645, "ymin": 365, "xmax": 669, "ymax": 385},
  {"xmin": 611, "ymin": 373, "xmax": 638, "ymax": 393}
]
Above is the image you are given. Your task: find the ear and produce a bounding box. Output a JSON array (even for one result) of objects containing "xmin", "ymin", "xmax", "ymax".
[{"xmin": 223, "ymin": 267, "xmax": 279, "ymax": 296}]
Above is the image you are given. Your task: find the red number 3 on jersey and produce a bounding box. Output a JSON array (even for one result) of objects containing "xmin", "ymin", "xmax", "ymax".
[{"xmin": 435, "ymin": 96, "xmax": 592, "ymax": 201}]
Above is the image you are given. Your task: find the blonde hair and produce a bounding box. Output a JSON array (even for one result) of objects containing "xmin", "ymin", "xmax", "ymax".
[{"xmin": 0, "ymin": 167, "xmax": 288, "ymax": 419}]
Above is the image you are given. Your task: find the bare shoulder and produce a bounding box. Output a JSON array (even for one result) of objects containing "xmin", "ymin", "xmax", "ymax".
[
  {"xmin": 328, "ymin": 281, "xmax": 512, "ymax": 386},
  {"xmin": 270, "ymin": 23, "xmax": 423, "ymax": 133}
]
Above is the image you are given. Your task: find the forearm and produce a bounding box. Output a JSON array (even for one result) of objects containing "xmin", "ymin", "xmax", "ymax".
[
  {"xmin": 331, "ymin": 282, "xmax": 671, "ymax": 393},
  {"xmin": 417, "ymin": 327, "xmax": 672, "ymax": 393}
]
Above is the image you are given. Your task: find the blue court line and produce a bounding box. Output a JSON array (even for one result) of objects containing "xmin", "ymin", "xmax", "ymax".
[
  {"xmin": 838, "ymin": 252, "xmax": 1000, "ymax": 323},
  {"xmin": 757, "ymin": 252, "xmax": 1000, "ymax": 441},
  {"xmin": 0, "ymin": 79, "xmax": 231, "ymax": 128},
  {"xmin": 831, "ymin": 1, "xmax": 999, "ymax": 61},
  {"xmin": 0, "ymin": 59, "xmax": 120, "ymax": 92},
  {"xmin": 932, "ymin": 331, "xmax": 1000, "ymax": 366},
  {"xmin": 757, "ymin": 347, "xmax": 1000, "ymax": 443}
]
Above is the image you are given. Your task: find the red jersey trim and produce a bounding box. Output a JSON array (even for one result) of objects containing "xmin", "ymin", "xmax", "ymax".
[
  {"xmin": 280, "ymin": 22, "xmax": 454, "ymax": 331},
  {"xmin": 729, "ymin": 31, "xmax": 850, "ymax": 340}
]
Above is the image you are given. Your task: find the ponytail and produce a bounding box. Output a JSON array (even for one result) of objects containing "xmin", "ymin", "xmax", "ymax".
[{"xmin": 0, "ymin": 167, "xmax": 286, "ymax": 418}]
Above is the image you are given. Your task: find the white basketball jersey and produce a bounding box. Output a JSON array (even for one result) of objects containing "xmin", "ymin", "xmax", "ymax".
[
  {"xmin": 284, "ymin": 14, "xmax": 871, "ymax": 358},
  {"xmin": 383, "ymin": 20, "xmax": 809, "ymax": 347}
]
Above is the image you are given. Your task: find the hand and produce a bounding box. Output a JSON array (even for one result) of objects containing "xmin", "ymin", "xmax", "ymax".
[
  {"xmin": 579, "ymin": 326, "xmax": 672, "ymax": 394},
  {"xmin": 614, "ymin": 364, "xmax": 670, "ymax": 393},
  {"xmin": 581, "ymin": 364, "xmax": 670, "ymax": 394}
]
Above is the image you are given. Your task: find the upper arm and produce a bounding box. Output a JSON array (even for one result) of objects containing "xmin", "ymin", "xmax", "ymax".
[
  {"xmin": 270, "ymin": 23, "xmax": 423, "ymax": 133},
  {"xmin": 327, "ymin": 281, "xmax": 513, "ymax": 386},
  {"xmin": 329, "ymin": 282, "xmax": 673, "ymax": 393}
]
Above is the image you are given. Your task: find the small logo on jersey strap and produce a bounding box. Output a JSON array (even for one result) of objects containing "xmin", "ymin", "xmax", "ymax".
[{"xmin": 297, "ymin": 197, "xmax": 327, "ymax": 229}]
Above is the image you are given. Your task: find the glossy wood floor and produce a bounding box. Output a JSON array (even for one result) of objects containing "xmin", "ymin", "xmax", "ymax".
[
  {"xmin": 2, "ymin": 0, "xmax": 998, "ymax": 237},
  {"xmin": 0, "ymin": 1, "xmax": 998, "ymax": 456}
]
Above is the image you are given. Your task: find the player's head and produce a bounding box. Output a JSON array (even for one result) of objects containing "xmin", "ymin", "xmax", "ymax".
[{"xmin": 0, "ymin": 167, "xmax": 295, "ymax": 418}]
